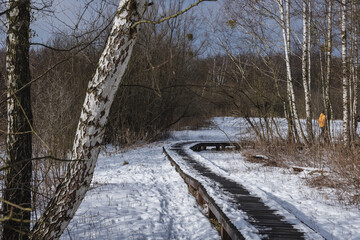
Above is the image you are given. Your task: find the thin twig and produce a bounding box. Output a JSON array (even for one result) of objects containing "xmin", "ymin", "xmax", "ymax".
[
  {"xmin": 0, "ymin": 13, "xmax": 114, "ymax": 107},
  {"xmin": 9, "ymin": 86, "xmax": 51, "ymax": 153},
  {"xmin": 0, "ymin": 198, "xmax": 32, "ymax": 212},
  {"xmin": 131, "ymin": 0, "xmax": 217, "ymax": 29},
  {"xmin": 0, "ymin": 156, "xmax": 85, "ymax": 172}
]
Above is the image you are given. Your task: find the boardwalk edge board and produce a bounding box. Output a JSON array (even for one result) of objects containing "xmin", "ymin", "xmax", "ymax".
[{"xmin": 163, "ymin": 144, "xmax": 245, "ymax": 240}]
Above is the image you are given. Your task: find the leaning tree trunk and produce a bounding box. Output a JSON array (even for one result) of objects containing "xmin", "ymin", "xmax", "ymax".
[
  {"xmin": 341, "ymin": 0, "xmax": 350, "ymax": 145},
  {"xmin": 2, "ymin": 1, "xmax": 32, "ymax": 239},
  {"xmin": 30, "ymin": 0, "xmax": 146, "ymax": 239}
]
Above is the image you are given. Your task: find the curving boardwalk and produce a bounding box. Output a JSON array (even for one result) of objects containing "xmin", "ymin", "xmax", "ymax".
[{"xmin": 165, "ymin": 142, "xmax": 312, "ymax": 240}]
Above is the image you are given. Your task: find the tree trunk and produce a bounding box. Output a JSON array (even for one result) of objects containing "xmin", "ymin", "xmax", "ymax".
[
  {"xmin": 30, "ymin": 1, "xmax": 146, "ymax": 239},
  {"xmin": 353, "ymin": 6, "xmax": 359, "ymax": 137},
  {"xmin": 307, "ymin": 0, "xmax": 313, "ymax": 139},
  {"xmin": 2, "ymin": 1, "xmax": 32, "ymax": 239},
  {"xmin": 279, "ymin": 0, "xmax": 307, "ymax": 144},
  {"xmin": 350, "ymin": 0, "xmax": 358, "ymax": 139},
  {"xmin": 341, "ymin": 0, "xmax": 350, "ymax": 145},
  {"xmin": 324, "ymin": 0, "xmax": 333, "ymax": 141},
  {"xmin": 302, "ymin": 0, "xmax": 313, "ymax": 142}
]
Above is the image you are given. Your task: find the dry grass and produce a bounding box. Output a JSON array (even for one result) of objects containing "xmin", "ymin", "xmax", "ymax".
[{"xmin": 242, "ymin": 140, "xmax": 360, "ymax": 207}]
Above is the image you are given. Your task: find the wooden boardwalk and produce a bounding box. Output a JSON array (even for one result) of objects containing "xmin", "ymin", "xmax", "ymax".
[{"xmin": 165, "ymin": 142, "xmax": 308, "ymax": 240}]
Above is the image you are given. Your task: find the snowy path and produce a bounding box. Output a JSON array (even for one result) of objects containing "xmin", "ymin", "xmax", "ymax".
[
  {"xmin": 165, "ymin": 142, "xmax": 324, "ymax": 240},
  {"xmin": 61, "ymin": 144, "xmax": 219, "ymax": 240},
  {"xmin": 60, "ymin": 117, "xmax": 360, "ymax": 240}
]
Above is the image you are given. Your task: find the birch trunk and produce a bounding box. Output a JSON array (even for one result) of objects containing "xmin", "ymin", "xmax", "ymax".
[
  {"xmin": 30, "ymin": 1, "xmax": 146, "ymax": 239},
  {"xmin": 279, "ymin": 0, "xmax": 307, "ymax": 144},
  {"xmin": 302, "ymin": 0, "xmax": 313, "ymax": 142},
  {"xmin": 349, "ymin": 0, "xmax": 354, "ymax": 140},
  {"xmin": 2, "ymin": 1, "xmax": 32, "ymax": 239},
  {"xmin": 350, "ymin": 0, "xmax": 358, "ymax": 138},
  {"xmin": 341, "ymin": 0, "xmax": 350, "ymax": 145},
  {"xmin": 279, "ymin": 0, "xmax": 294, "ymax": 141},
  {"xmin": 325, "ymin": 0, "xmax": 333, "ymax": 140},
  {"xmin": 307, "ymin": 0, "xmax": 312, "ymax": 139}
]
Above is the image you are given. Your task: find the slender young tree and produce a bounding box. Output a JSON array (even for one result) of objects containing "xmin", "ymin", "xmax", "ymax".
[
  {"xmin": 279, "ymin": 0, "xmax": 308, "ymax": 144},
  {"xmin": 341, "ymin": 0, "xmax": 350, "ymax": 145},
  {"xmin": 324, "ymin": 0, "xmax": 333, "ymax": 141},
  {"xmin": 353, "ymin": 3, "xmax": 359, "ymax": 137},
  {"xmin": 2, "ymin": 0, "xmax": 32, "ymax": 239},
  {"xmin": 302, "ymin": 0, "xmax": 313, "ymax": 142},
  {"xmin": 349, "ymin": 0, "xmax": 358, "ymax": 139}
]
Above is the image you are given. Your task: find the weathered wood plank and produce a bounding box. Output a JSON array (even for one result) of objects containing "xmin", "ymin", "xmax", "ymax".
[{"xmin": 164, "ymin": 142, "xmax": 307, "ymax": 240}]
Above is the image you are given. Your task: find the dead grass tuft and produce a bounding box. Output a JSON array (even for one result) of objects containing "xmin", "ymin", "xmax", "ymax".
[
  {"xmin": 242, "ymin": 139, "xmax": 360, "ymax": 207},
  {"xmin": 209, "ymin": 217, "xmax": 222, "ymax": 232},
  {"xmin": 307, "ymin": 175, "xmax": 342, "ymax": 189}
]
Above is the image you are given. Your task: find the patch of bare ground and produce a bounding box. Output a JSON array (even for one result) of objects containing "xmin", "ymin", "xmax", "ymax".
[{"xmin": 241, "ymin": 140, "xmax": 360, "ymax": 207}]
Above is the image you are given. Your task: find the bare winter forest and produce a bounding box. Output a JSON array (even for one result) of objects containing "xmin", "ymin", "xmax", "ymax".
[{"xmin": 0, "ymin": 0, "xmax": 359, "ymax": 239}]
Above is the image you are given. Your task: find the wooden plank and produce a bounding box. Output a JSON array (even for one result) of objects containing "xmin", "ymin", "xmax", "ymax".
[
  {"xmin": 164, "ymin": 143, "xmax": 307, "ymax": 240},
  {"xmin": 163, "ymin": 146, "xmax": 245, "ymax": 240}
]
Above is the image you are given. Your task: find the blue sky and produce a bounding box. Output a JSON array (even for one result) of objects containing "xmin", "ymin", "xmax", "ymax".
[
  {"xmin": 30, "ymin": 0, "xmax": 221, "ymax": 46},
  {"xmin": 30, "ymin": 0, "xmax": 117, "ymax": 44}
]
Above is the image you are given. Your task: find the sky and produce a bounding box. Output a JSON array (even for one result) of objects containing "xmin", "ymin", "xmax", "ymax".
[
  {"xmin": 0, "ymin": 0, "xmax": 222, "ymax": 54},
  {"xmin": 30, "ymin": 0, "xmax": 118, "ymax": 45},
  {"xmin": 29, "ymin": 0, "xmax": 221, "ymax": 48}
]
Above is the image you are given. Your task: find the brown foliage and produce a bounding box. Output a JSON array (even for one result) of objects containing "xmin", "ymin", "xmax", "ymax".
[{"xmin": 245, "ymin": 139, "xmax": 360, "ymax": 207}]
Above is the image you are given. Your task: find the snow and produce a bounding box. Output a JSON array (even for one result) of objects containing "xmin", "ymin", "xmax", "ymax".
[
  {"xmin": 62, "ymin": 117, "xmax": 360, "ymax": 240},
  {"xmin": 189, "ymin": 149, "xmax": 360, "ymax": 239},
  {"xmin": 61, "ymin": 144, "xmax": 219, "ymax": 240}
]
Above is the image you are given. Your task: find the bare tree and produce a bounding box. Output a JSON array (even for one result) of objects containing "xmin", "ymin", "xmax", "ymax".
[
  {"xmin": 302, "ymin": 0, "xmax": 313, "ymax": 142},
  {"xmin": 30, "ymin": 0, "xmax": 146, "ymax": 238},
  {"xmin": 31, "ymin": 0, "xmax": 212, "ymax": 238},
  {"xmin": 279, "ymin": 0, "xmax": 307, "ymax": 144},
  {"xmin": 349, "ymin": 0, "xmax": 359, "ymax": 140},
  {"xmin": 2, "ymin": 1, "xmax": 32, "ymax": 239},
  {"xmin": 341, "ymin": 0, "xmax": 350, "ymax": 145},
  {"xmin": 324, "ymin": 0, "xmax": 333, "ymax": 141}
]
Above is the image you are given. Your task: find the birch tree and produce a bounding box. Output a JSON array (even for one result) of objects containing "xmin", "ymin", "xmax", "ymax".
[
  {"xmin": 349, "ymin": 0, "xmax": 358, "ymax": 139},
  {"xmin": 302, "ymin": 0, "xmax": 313, "ymax": 142},
  {"xmin": 2, "ymin": 0, "xmax": 32, "ymax": 239},
  {"xmin": 279, "ymin": 0, "xmax": 308, "ymax": 144},
  {"xmin": 30, "ymin": 0, "xmax": 211, "ymax": 238},
  {"xmin": 30, "ymin": 0, "xmax": 146, "ymax": 238},
  {"xmin": 324, "ymin": 0, "xmax": 333, "ymax": 140},
  {"xmin": 341, "ymin": 0, "xmax": 350, "ymax": 145}
]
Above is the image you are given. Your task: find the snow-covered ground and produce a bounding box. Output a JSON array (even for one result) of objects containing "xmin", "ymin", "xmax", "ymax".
[
  {"xmin": 61, "ymin": 144, "xmax": 219, "ymax": 240},
  {"xmin": 186, "ymin": 148, "xmax": 360, "ymax": 239},
  {"xmin": 62, "ymin": 117, "xmax": 360, "ymax": 240}
]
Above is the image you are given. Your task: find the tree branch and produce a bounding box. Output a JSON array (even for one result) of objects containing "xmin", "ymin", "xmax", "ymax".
[{"xmin": 131, "ymin": 0, "xmax": 216, "ymax": 29}]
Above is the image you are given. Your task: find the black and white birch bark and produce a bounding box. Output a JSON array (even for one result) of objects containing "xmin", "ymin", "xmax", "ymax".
[
  {"xmin": 307, "ymin": 0, "xmax": 312, "ymax": 139},
  {"xmin": 353, "ymin": 4, "xmax": 359, "ymax": 136},
  {"xmin": 302, "ymin": 0, "xmax": 313, "ymax": 142},
  {"xmin": 30, "ymin": 0, "xmax": 146, "ymax": 239},
  {"xmin": 341, "ymin": 0, "xmax": 350, "ymax": 145},
  {"xmin": 324, "ymin": 0, "xmax": 333, "ymax": 139},
  {"xmin": 350, "ymin": 0, "xmax": 358, "ymax": 139},
  {"xmin": 279, "ymin": 0, "xmax": 307, "ymax": 144}
]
